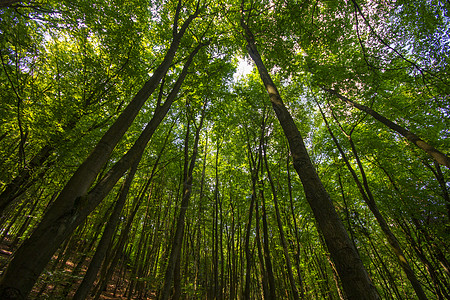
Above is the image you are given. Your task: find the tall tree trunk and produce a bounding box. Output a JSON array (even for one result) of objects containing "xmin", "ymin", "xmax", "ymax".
[
  {"xmin": 93, "ymin": 185, "xmax": 145, "ymax": 300},
  {"xmin": 240, "ymin": 13, "xmax": 379, "ymax": 300},
  {"xmin": 259, "ymin": 184, "xmax": 277, "ymax": 300},
  {"xmin": 0, "ymin": 39, "xmax": 205, "ymax": 299},
  {"xmin": 423, "ymin": 161, "xmax": 450, "ymax": 221},
  {"xmin": 376, "ymin": 160, "xmax": 450, "ymax": 295},
  {"xmin": 286, "ymin": 154, "xmax": 306, "ymax": 298},
  {"xmin": 317, "ymin": 100, "xmax": 428, "ymax": 300},
  {"xmin": 9, "ymin": 192, "xmax": 41, "ymax": 249},
  {"xmin": 243, "ymin": 124, "xmax": 264, "ymax": 300},
  {"xmin": 72, "ymin": 160, "xmax": 138, "ymax": 300},
  {"xmin": 213, "ymin": 139, "xmax": 220, "ymax": 299},
  {"xmin": 323, "ymin": 87, "xmax": 450, "ymax": 168},
  {"xmin": 254, "ymin": 183, "xmax": 269, "ymax": 300},
  {"xmin": 398, "ymin": 218, "xmax": 450, "ymax": 299},
  {"xmin": 256, "ymin": 114, "xmax": 276, "ymax": 300},
  {"xmin": 263, "ymin": 144, "xmax": 300, "ymax": 300},
  {"xmin": 243, "ymin": 159, "xmax": 257, "ymax": 299},
  {"xmin": 159, "ymin": 102, "xmax": 206, "ymax": 300}
]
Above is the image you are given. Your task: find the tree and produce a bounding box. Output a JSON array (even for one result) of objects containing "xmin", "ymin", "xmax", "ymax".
[{"xmin": 0, "ymin": 0, "xmax": 448, "ymax": 299}]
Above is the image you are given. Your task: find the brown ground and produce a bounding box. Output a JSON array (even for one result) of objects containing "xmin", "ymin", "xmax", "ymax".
[{"xmin": 0, "ymin": 236, "xmax": 155, "ymax": 299}]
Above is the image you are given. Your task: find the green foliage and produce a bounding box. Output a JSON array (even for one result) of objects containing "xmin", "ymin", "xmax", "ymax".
[{"xmin": 0, "ymin": 0, "xmax": 449, "ymax": 299}]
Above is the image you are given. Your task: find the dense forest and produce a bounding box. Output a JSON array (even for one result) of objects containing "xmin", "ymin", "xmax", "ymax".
[{"xmin": 0, "ymin": 0, "xmax": 449, "ymax": 299}]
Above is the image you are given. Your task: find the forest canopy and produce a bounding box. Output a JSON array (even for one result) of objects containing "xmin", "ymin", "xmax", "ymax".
[{"xmin": 0, "ymin": 0, "xmax": 449, "ymax": 299}]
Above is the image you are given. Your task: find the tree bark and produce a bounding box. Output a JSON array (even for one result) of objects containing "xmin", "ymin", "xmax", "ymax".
[
  {"xmin": 323, "ymin": 87, "xmax": 450, "ymax": 168},
  {"xmin": 263, "ymin": 144, "xmax": 300, "ymax": 300},
  {"xmin": 0, "ymin": 145, "xmax": 52, "ymax": 215},
  {"xmin": 318, "ymin": 100, "xmax": 428, "ymax": 300},
  {"xmin": 286, "ymin": 154, "xmax": 306, "ymax": 298},
  {"xmin": 72, "ymin": 160, "xmax": 138, "ymax": 300},
  {"xmin": 243, "ymin": 166, "xmax": 256, "ymax": 299},
  {"xmin": 240, "ymin": 15, "xmax": 379, "ymax": 300},
  {"xmin": 0, "ymin": 40, "xmax": 205, "ymax": 299},
  {"xmin": 259, "ymin": 182, "xmax": 277, "ymax": 300},
  {"xmin": 159, "ymin": 102, "xmax": 206, "ymax": 300}
]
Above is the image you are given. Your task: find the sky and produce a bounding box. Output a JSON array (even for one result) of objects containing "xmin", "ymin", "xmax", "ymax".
[{"xmin": 233, "ymin": 57, "xmax": 253, "ymax": 82}]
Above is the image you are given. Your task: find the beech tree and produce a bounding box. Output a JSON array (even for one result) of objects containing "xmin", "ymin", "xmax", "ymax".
[{"xmin": 0, "ymin": 0, "xmax": 448, "ymax": 299}]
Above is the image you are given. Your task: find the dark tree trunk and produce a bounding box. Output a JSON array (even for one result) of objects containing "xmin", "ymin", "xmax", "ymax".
[
  {"xmin": 0, "ymin": 37, "xmax": 204, "ymax": 299},
  {"xmin": 0, "ymin": 145, "xmax": 52, "ymax": 214},
  {"xmin": 260, "ymin": 184, "xmax": 276, "ymax": 300},
  {"xmin": 72, "ymin": 160, "xmax": 138, "ymax": 300},
  {"xmin": 243, "ymin": 123, "xmax": 264, "ymax": 300},
  {"xmin": 323, "ymin": 87, "xmax": 450, "ymax": 168},
  {"xmin": 159, "ymin": 103, "xmax": 206, "ymax": 300},
  {"xmin": 263, "ymin": 144, "xmax": 300, "ymax": 300},
  {"xmin": 254, "ymin": 185, "xmax": 269, "ymax": 300},
  {"xmin": 286, "ymin": 154, "xmax": 305, "ymax": 298},
  {"xmin": 243, "ymin": 172, "xmax": 256, "ymax": 300},
  {"xmin": 318, "ymin": 100, "xmax": 428, "ymax": 300},
  {"xmin": 240, "ymin": 15, "xmax": 379, "ymax": 300}
]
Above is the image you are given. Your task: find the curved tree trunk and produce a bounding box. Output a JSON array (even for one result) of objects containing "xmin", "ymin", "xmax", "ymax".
[{"xmin": 323, "ymin": 87, "xmax": 450, "ymax": 168}]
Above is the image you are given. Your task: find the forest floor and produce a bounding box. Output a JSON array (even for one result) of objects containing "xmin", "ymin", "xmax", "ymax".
[{"xmin": 0, "ymin": 237, "xmax": 156, "ymax": 299}]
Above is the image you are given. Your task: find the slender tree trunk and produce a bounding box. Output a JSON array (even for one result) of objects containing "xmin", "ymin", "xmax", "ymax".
[
  {"xmin": 159, "ymin": 103, "xmax": 206, "ymax": 300},
  {"xmin": 323, "ymin": 87, "xmax": 450, "ymax": 168},
  {"xmin": 213, "ymin": 140, "xmax": 220, "ymax": 299},
  {"xmin": 93, "ymin": 190, "xmax": 144, "ymax": 300},
  {"xmin": 229, "ymin": 201, "xmax": 236, "ymax": 300},
  {"xmin": 337, "ymin": 173, "xmax": 358, "ymax": 253},
  {"xmin": 194, "ymin": 133, "xmax": 208, "ymax": 295},
  {"xmin": 348, "ymin": 136, "xmax": 427, "ymax": 299},
  {"xmin": 60, "ymin": 215, "xmax": 107, "ymax": 298},
  {"xmin": 398, "ymin": 218, "xmax": 450, "ymax": 299},
  {"xmin": 433, "ymin": 162, "xmax": 450, "ymax": 220},
  {"xmin": 286, "ymin": 155, "xmax": 305, "ymax": 298},
  {"xmin": 240, "ymin": 13, "xmax": 379, "ymax": 300},
  {"xmin": 254, "ymin": 184, "xmax": 269, "ymax": 300},
  {"xmin": 0, "ymin": 198, "xmax": 28, "ymax": 245},
  {"xmin": 0, "ymin": 40, "xmax": 204, "ymax": 299},
  {"xmin": 243, "ymin": 124, "xmax": 264, "ymax": 300},
  {"xmin": 424, "ymin": 161, "xmax": 450, "ymax": 221},
  {"xmin": 317, "ymin": 100, "xmax": 428, "ymax": 299},
  {"xmin": 94, "ymin": 136, "xmax": 168, "ymax": 299},
  {"xmin": 260, "ymin": 184, "xmax": 277, "ymax": 300},
  {"xmin": 375, "ymin": 158, "xmax": 450, "ymax": 277},
  {"xmin": 263, "ymin": 144, "xmax": 300, "ymax": 300},
  {"xmin": 243, "ymin": 177, "xmax": 256, "ymax": 300},
  {"xmin": 9, "ymin": 192, "xmax": 41, "ymax": 249},
  {"xmin": 72, "ymin": 160, "xmax": 138, "ymax": 300},
  {"xmin": 0, "ymin": 145, "xmax": 52, "ymax": 214},
  {"xmin": 367, "ymin": 233, "xmax": 403, "ymax": 299}
]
